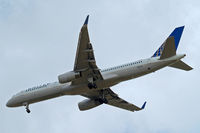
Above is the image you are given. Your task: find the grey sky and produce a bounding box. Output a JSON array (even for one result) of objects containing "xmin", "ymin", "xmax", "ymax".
[{"xmin": 1, "ymin": 0, "xmax": 200, "ymax": 133}]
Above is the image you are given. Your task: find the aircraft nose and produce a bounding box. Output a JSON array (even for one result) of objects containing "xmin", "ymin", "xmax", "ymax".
[{"xmin": 6, "ymin": 98, "xmax": 14, "ymax": 107}]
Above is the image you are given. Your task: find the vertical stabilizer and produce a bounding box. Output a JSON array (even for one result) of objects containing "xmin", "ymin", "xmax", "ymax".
[
  {"xmin": 159, "ymin": 37, "xmax": 176, "ymax": 59},
  {"xmin": 152, "ymin": 26, "xmax": 184, "ymax": 57}
]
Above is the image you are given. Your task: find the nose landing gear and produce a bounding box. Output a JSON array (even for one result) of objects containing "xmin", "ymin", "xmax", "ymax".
[
  {"xmin": 23, "ymin": 103, "xmax": 31, "ymax": 113},
  {"xmin": 26, "ymin": 108, "xmax": 31, "ymax": 113}
]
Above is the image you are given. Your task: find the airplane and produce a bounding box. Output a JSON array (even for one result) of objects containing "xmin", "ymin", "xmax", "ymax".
[{"xmin": 6, "ymin": 15, "xmax": 192, "ymax": 113}]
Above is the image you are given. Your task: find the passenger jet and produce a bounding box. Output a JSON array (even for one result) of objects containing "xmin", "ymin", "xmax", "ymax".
[{"xmin": 6, "ymin": 15, "xmax": 192, "ymax": 113}]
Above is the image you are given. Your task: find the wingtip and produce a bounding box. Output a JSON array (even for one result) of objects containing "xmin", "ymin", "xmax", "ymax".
[
  {"xmin": 84, "ymin": 15, "xmax": 89, "ymax": 25},
  {"xmin": 175, "ymin": 25, "xmax": 185, "ymax": 31},
  {"xmin": 141, "ymin": 101, "xmax": 147, "ymax": 110}
]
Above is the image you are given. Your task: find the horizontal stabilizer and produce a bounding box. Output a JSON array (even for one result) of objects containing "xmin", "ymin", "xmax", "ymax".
[{"xmin": 169, "ymin": 60, "xmax": 193, "ymax": 71}]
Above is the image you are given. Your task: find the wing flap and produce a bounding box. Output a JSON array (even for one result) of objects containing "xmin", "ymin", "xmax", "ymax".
[
  {"xmin": 72, "ymin": 15, "xmax": 103, "ymax": 85},
  {"xmin": 82, "ymin": 88, "xmax": 146, "ymax": 112},
  {"xmin": 104, "ymin": 89, "xmax": 146, "ymax": 112},
  {"xmin": 74, "ymin": 25, "xmax": 91, "ymax": 71}
]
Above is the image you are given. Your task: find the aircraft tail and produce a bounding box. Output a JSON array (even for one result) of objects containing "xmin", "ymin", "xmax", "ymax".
[
  {"xmin": 151, "ymin": 26, "xmax": 193, "ymax": 71},
  {"xmin": 152, "ymin": 26, "xmax": 184, "ymax": 58}
]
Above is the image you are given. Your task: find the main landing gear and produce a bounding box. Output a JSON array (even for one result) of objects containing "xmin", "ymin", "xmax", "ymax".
[
  {"xmin": 87, "ymin": 77, "xmax": 98, "ymax": 89},
  {"xmin": 98, "ymin": 98, "xmax": 108, "ymax": 104},
  {"xmin": 98, "ymin": 90, "xmax": 108, "ymax": 104},
  {"xmin": 24, "ymin": 103, "xmax": 31, "ymax": 113},
  {"xmin": 88, "ymin": 83, "xmax": 97, "ymax": 89}
]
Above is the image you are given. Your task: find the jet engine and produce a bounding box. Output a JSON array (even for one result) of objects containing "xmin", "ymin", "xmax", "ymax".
[
  {"xmin": 78, "ymin": 99, "xmax": 102, "ymax": 111},
  {"xmin": 58, "ymin": 71, "xmax": 80, "ymax": 83}
]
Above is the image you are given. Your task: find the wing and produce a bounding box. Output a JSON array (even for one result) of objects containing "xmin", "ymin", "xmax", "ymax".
[
  {"xmin": 82, "ymin": 88, "xmax": 146, "ymax": 112},
  {"xmin": 72, "ymin": 15, "xmax": 103, "ymax": 85}
]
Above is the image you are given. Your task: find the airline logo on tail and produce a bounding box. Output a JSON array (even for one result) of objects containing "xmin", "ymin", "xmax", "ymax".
[{"xmin": 152, "ymin": 26, "xmax": 185, "ymax": 57}]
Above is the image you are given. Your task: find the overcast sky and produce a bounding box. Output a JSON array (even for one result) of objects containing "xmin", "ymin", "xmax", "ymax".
[{"xmin": 1, "ymin": 0, "xmax": 200, "ymax": 133}]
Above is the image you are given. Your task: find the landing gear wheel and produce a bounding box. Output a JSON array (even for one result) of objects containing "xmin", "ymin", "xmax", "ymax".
[
  {"xmin": 88, "ymin": 83, "xmax": 97, "ymax": 89},
  {"xmin": 102, "ymin": 98, "xmax": 108, "ymax": 104},
  {"xmin": 88, "ymin": 83, "xmax": 93, "ymax": 89},
  {"xmin": 93, "ymin": 83, "xmax": 97, "ymax": 89},
  {"xmin": 26, "ymin": 109, "xmax": 31, "ymax": 113},
  {"xmin": 99, "ymin": 98, "xmax": 108, "ymax": 104}
]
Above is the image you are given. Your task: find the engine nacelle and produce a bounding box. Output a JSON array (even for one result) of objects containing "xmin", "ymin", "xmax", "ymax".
[
  {"xmin": 78, "ymin": 99, "xmax": 102, "ymax": 111},
  {"xmin": 58, "ymin": 71, "xmax": 80, "ymax": 84}
]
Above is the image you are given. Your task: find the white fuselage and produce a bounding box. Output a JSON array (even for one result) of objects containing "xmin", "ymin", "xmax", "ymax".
[{"xmin": 6, "ymin": 54, "xmax": 185, "ymax": 107}]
